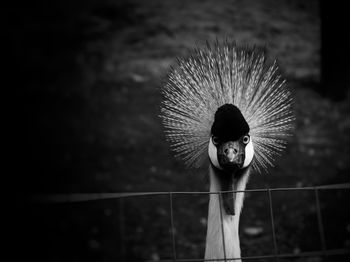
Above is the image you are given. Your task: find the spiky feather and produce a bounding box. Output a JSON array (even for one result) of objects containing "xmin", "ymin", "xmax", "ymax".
[{"xmin": 160, "ymin": 41, "xmax": 294, "ymax": 173}]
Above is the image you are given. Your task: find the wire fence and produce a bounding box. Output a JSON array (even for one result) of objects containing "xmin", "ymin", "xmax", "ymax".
[{"xmin": 31, "ymin": 183, "xmax": 350, "ymax": 261}]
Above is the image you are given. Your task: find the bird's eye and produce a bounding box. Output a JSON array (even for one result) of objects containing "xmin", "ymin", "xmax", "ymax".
[
  {"xmin": 243, "ymin": 135, "xmax": 250, "ymax": 144},
  {"xmin": 212, "ymin": 136, "xmax": 220, "ymax": 145}
]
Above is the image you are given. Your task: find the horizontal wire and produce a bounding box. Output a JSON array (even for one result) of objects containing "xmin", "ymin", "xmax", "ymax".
[
  {"xmin": 27, "ymin": 184, "xmax": 350, "ymax": 261},
  {"xmin": 29, "ymin": 183, "xmax": 350, "ymax": 203},
  {"xmin": 153, "ymin": 248, "xmax": 350, "ymax": 262}
]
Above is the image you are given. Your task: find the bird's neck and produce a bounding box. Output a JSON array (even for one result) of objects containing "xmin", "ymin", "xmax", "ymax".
[{"xmin": 205, "ymin": 164, "xmax": 250, "ymax": 262}]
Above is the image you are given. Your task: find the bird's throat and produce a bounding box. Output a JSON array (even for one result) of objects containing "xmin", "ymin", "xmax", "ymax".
[
  {"xmin": 219, "ymin": 171, "xmax": 236, "ymax": 216},
  {"xmin": 211, "ymin": 164, "xmax": 245, "ymax": 216}
]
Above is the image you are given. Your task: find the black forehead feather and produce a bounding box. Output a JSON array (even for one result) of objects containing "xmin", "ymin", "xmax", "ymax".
[{"xmin": 211, "ymin": 104, "xmax": 250, "ymax": 141}]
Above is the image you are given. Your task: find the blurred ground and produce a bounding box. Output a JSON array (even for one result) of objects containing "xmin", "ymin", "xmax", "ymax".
[{"xmin": 12, "ymin": 0, "xmax": 350, "ymax": 261}]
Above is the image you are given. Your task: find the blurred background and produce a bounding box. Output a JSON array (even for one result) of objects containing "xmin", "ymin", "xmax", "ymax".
[{"xmin": 10, "ymin": 0, "xmax": 349, "ymax": 261}]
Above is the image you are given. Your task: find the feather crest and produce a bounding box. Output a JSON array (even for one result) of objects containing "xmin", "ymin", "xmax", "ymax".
[{"xmin": 160, "ymin": 41, "xmax": 294, "ymax": 173}]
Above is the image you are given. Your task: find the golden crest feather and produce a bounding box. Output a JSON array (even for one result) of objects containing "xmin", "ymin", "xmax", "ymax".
[{"xmin": 160, "ymin": 41, "xmax": 294, "ymax": 173}]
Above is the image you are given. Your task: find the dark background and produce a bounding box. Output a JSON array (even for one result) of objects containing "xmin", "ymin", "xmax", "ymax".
[{"xmin": 10, "ymin": 0, "xmax": 349, "ymax": 261}]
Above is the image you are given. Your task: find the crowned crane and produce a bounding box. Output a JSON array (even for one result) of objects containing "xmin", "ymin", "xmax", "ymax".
[{"xmin": 160, "ymin": 41, "xmax": 294, "ymax": 261}]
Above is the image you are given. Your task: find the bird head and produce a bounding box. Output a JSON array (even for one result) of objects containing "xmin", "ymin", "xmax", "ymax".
[
  {"xmin": 161, "ymin": 41, "xmax": 294, "ymax": 179},
  {"xmin": 208, "ymin": 104, "xmax": 254, "ymax": 215},
  {"xmin": 208, "ymin": 104, "xmax": 254, "ymax": 174}
]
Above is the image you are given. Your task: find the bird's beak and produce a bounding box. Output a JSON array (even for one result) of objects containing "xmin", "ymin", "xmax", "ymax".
[
  {"xmin": 226, "ymin": 148, "xmax": 235, "ymax": 162},
  {"xmin": 219, "ymin": 141, "xmax": 244, "ymax": 170}
]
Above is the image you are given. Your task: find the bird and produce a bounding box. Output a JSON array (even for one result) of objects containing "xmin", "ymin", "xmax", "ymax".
[{"xmin": 160, "ymin": 40, "xmax": 294, "ymax": 261}]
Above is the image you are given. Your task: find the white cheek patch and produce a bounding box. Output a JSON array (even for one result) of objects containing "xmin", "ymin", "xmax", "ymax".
[
  {"xmin": 208, "ymin": 138, "xmax": 222, "ymax": 170},
  {"xmin": 243, "ymin": 138, "xmax": 254, "ymax": 168}
]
